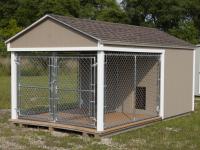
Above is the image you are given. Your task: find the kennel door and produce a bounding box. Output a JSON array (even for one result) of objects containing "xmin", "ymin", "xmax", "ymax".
[
  {"xmin": 56, "ymin": 56, "xmax": 96, "ymax": 128},
  {"xmin": 17, "ymin": 56, "xmax": 50, "ymax": 121}
]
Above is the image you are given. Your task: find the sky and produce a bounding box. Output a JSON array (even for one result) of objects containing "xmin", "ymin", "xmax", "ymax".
[{"xmin": 116, "ymin": 0, "xmax": 122, "ymax": 4}]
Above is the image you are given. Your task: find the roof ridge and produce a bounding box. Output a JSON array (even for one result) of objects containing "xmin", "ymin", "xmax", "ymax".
[{"xmin": 49, "ymin": 14, "xmax": 159, "ymax": 31}]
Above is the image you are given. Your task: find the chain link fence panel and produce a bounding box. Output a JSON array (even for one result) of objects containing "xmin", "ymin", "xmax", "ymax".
[
  {"xmin": 17, "ymin": 54, "xmax": 96, "ymax": 128},
  {"xmin": 104, "ymin": 52, "xmax": 160, "ymax": 128}
]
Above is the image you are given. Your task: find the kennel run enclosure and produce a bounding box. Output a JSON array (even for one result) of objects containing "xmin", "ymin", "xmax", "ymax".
[{"xmin": 15, "ymin": 52, "xmax": 160, "ymax": 129}]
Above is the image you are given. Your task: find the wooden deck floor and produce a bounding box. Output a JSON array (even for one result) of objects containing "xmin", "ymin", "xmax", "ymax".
[
  {"xmin": 19, "ymin": 111, "xmax": 153, "ymax": 127},
  {"xmin": 10, "ymin": 116, "xmax": 161, "ymax": 137},
  {"xmin": 11, "ymin": 111, "xmax": 161, "ymax": 137}
]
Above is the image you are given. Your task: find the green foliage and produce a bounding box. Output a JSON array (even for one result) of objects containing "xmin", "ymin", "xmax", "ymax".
[
  {"xmin": 184, "ymin": 0, "xmax": 200, "ymax": 33},
  {"xmin": 0, "ymin": 76, "xmax": 10, "ymax": 109},
  {"xmin": 1, "ymin": 0, "xmax": 200, "ymax": 57},
  {"xmin": 14, "ymin": 0, "xmax": 43, "ymax": 26},
  {"xmin": 0, "ymin": 19, "xmax": 22, "ymax": 56},
  {"xmin": 122, "ymin": 0, "xmax": 185, "ymax": 29},
  {"xmin": 169, "ymin": 20, "xmax": 199, "ymax": 44},
  {"xmin": 0, "ymin": 0, "xmax": 124, "ymax": 56},
  {"xmin": 80, "ymin": 0, "xmax": 127, "ymax": 23},
  {"xmin": 122, "ymin": 0, "xmax": 200, "ymax": 44},
  {"xmin": 38, "ymin": 0, "xmax": 80, "ymax": 18},
  {"xmin": 96, "ymin": 8, "xmax": 128, "ymax": 23},
  {"xmin": 0, "ymin": 19, "xmax": 22, "ymax": 38}
]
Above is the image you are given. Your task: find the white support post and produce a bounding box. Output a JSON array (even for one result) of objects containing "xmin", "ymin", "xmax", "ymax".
[
  {"xmin": 11, "ymin": 51, "xmax": 18, "ymax": 120},
  {"xmin": 192, "ymin": 49, "xmax": 195, "ymax": 111},
  {"xmin": 159, "ymin": 51, "xmax": 165, "ymax": 119},
  {"xmin": 97, "ymin": 51, "xmax": 105, "ymax": 132}
]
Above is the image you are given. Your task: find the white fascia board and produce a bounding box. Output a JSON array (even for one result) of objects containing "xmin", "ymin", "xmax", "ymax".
[
  {"xmin": 100, "ymin": 46, "xmax": 164, "ymax": 53},
  {"xmin": 7, "ymin": 47, "xmax": 99, "ymax": 52},
  {"xmin": 8, "ymin": 45, "xmax": 164, "ymax": 53}
]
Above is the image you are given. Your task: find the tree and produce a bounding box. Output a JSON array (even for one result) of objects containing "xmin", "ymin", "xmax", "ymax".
[
  {"xmin": 1, "ymin": 0, "xmax": 200, "ymax": 57},
  {"xmin": 0, "ymin": 0, "xmax": 81, "ymax": 56},
  {"xmin": 96, "ymin": 8, "xmax": 128, "ymax": 23},
  {"xmin": 169, "ymin": 20, "xmax": 199, "ymax": 44},
  {"xmin": 122, "ymin": 0, "xmax": 200, "ymax": 44},
  {"xmin": 183, "ymin": 0, "xmax": 200, "ymax": 36},
  {"xmin": 0, "ymin": 19, "xmax": 22, "ymax": 56},
  {"xmin": 122, "ymin": 0, "xmax": 185, "ymax": 30},
  {"xmin": 80, "ymin": 0, "xmax": 127, "ymax": 23},
  {"xmin": 38, "ymin": 0, "xmax": 80, "ymax": 18}
]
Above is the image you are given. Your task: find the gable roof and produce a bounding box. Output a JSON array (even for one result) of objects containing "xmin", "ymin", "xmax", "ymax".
[{"xmin": 6, "ymin": 14, "xmax": 195, "ymax": 50}]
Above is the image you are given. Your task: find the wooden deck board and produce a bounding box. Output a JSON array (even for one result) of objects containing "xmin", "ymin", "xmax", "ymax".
[
  {"xmin": 10, "ymin": 114, "xmax": 161, "ymax": 137},
  {"xmin": 19, "ymin": 111, "xmax": 153, "ymax": 127}
]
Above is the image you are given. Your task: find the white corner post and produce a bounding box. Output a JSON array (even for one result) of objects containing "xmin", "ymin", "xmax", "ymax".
[
  {"xmin": 192, "ymin": 49, "xmax": 196, "ymax": 111},
  {"xmin": 11, "ymin": 51, "xmax": 18, "ymax": 119},
  {"xmin": 159, "ymin": 51, "xmax": 165, "ymax": 119},
  {"xmin": 97, "ymin": 51, "xmax": 105, "ymax": 132}
]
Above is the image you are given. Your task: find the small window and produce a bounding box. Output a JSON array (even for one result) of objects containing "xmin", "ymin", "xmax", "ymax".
[{"xmin": 136, "ymin": 87, "xmax": 146, "ymax": 109}]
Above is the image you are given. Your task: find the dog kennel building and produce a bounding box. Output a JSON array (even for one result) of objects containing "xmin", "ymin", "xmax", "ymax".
[{"xmin": 6, "ymin": 14, "xmax": 195, "ymax": 134}]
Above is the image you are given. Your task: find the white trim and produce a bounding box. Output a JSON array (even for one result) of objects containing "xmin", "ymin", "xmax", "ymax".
[
  {"xmin": 97, "ymin": 51, "xmax": 105, "ymax": 132},
  {"xmin": 101, "ymin": 46, "xmax": 164, "ymax": 53},
  {"xmin": 97, "ymin": 41, "xmax": 104, "ymax": 50},
  {"xmin": 159, "ymin": 51, "xmax": 165, "ymax": 119},
  {"xmin": 198, "ymin": 73, "xmax": 200, "ymax": 94},
  {"xmin": 192, "ymin": 49, "xmax": 195, "ymax": 111},
  {"xmin": 11, "ymin": 52, "xmax": 18, "ymax": 119},
  {"xmin": 7, "ymin": 42, "xmax": 10, "ymax": 49},
  {"xmin": 8, "ymin": 46, "xmax": 164, "ymax": 53},
  {"xmin": 8, "ymin": 47, "xmax": 99, "ymax": 52}
]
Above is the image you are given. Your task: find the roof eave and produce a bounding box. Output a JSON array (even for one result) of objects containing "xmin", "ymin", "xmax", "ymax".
[{"xmin": 102, "ymin": 40, "xmax": 195, "ymax": 50}]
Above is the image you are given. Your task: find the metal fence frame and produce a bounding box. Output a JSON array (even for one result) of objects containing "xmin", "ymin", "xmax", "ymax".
[{"xmin": 16, "ymin": 53, "xmax": 97, "ymax": 128}]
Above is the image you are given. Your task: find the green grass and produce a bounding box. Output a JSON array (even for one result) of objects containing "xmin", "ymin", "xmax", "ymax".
[
  {"xmin": 112, "ymin": 102, "xmax": 200, "ymax": 149},
  {"xmin": 0, "ymin": 76, "xmax": 10, "ymax": 109},
  {"xmin": 0, "ymin": 75, "xmax": 80, "ymax": 110},
  {"xmin": 0, "ymin": 102, "xmax": 200, "ymax": 149},
  {"xmin": 1, "ymin": 75, "xmax": 200, "ymax": 149}
]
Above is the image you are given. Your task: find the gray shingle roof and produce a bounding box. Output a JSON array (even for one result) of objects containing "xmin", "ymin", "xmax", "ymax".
[{"xmin": 50, "ymin": 14, "xmax": 194, "ymax": 49}]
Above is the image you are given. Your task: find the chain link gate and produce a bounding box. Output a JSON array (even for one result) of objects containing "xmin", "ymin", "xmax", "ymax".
[
  {"xmin": 104, "ymin": 52, "xmax": 160, "ymax": 128},
  {"xmin": 17, "ymin": 54, "xmax": 96, "ymax": 128}
]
